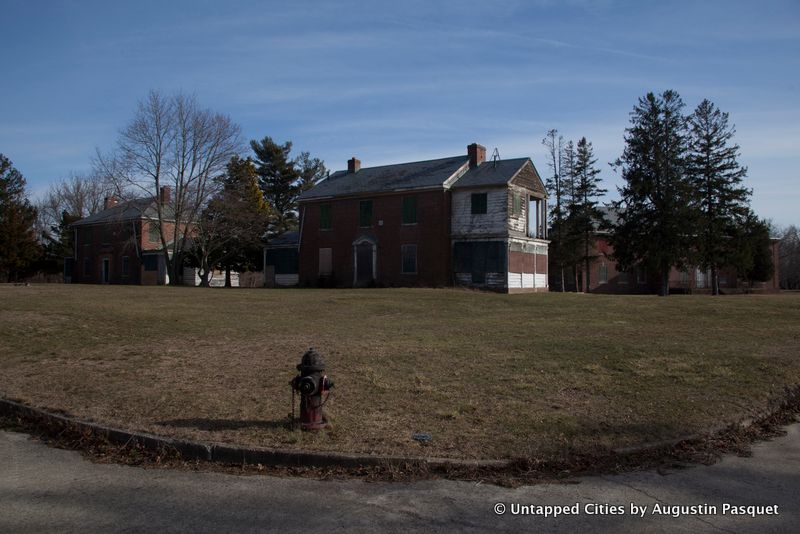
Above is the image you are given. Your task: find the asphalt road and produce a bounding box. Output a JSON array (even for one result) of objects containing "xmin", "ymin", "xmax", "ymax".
[{"xmin": 2, "ymin": 426, "xmax": 799, "ymax": 533}]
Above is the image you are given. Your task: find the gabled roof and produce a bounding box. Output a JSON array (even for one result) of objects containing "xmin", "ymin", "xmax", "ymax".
[
  {"xmin": 298, "ymin": 156, "xmax": 469, "ymax": 201},
  {"xmin": 71, "ymin": 197, "xmax": 175, "ymax": 227},
  {"xmin": 450, "ymin": 157, "xmax": 532, "ymax": 189}
]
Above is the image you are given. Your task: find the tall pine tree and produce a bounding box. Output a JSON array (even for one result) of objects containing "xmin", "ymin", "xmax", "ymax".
[
  {"xmin": 687, "ymin": 99, "xmax": 751, "ymax": 295},
  {"xmin": 251, "ymin": 137, "xmax": 300, "ymax": 236},
  {"xmin": 569, "ymin": 137, "xmax": 606, "ymax": 292},
  {"xmin": 611, "ymin": 90, "xmax": 694, "ymax": 296},
  {"xmin": 0, "ymin": 154, "xmax": 40, "ymax": 282}
]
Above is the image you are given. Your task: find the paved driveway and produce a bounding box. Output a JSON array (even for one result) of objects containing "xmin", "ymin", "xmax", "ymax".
[{"xmin": 2, "ymin": 426, "xmax": 798, "ymax": 533}]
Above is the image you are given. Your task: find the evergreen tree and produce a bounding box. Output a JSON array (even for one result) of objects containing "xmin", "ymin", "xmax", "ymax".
[
  {"xmin": 0, "ymin": 154, "xmax": 41, "ymax": 282},
  {"xmin": 297, "ymin": 151, "xmax": 327, "ymax": 193},
  {"xmin": 610, "ymin": 90, "xmax": 694, "ymax": 296},
  {"xmin": 41, "ymin": 210, "xmax": 81, "ymax": 275},
  {"xmin": 687, "ymin": 99, "xmax": 751, "ymax": 295},
  {"xmin": 542, "ymin": 130, "xmax": 567, "ymax": 290},
  {"xmin": 729, "ymin": 211, "xmax": 774, "ymax": 288},
  {"xmin": 569, "ymin": 137, "xmax": 606, "ymax": 292},
  {"xmin": 251, "ymin": 137, "xmax": 300, "ymax": 235},
  {"xmin": 190, "ymin": 156, "xmax": 272, "ymax": 287}
]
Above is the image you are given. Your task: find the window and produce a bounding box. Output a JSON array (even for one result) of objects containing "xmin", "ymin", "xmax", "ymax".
[
  {"xmin": 637, "ymin": 266, "xmax": 646, "ymax": 284},
  {"xmin": 359, "ymin": 200, "xmax": 372, "ymax": 227},
  {"xmin": 402, "ymin": 196, "xmax": 417, "ymax": 225},
  {"xmin": 319, "ymin": 203, "xmax": 332, "ymax": 230},
  {"xmin": 599, "ymin": 262, "xmax": 608, "ymax": 284},
  {"xmin": 471, "ymin": 193, "xmax": 487, "ymax": 215},
  {"xmin": 319, "ymin": 248, "xmax": 333, "ymax": 276},
  {"xmin": 148, "ymin": 223, "xmax": 160, "ymax": 243},
  {"xmin": 122, "ymin": 256, "xmax": 130, "ymax": 277},
  {"xmin": 512, "ymin": 192, "xmax": 521, "ymax": 216},
  {"xmin": 101, "ymin": 225, "xmax": 112, "ymax": 244},
  {"xmin": 401, "ymin": 245, "xmax": 417, "ymax": 274},
  {"xmin": 143, "ymin": 255, "xmax": 158, "ymax": 271},
  {"xmin": 83, "ymin": 257, "xmax": 92, "ymax": 276},
  {"xmin": 618, "ymin": 269, "xmax": 628, "ymax": 284}
]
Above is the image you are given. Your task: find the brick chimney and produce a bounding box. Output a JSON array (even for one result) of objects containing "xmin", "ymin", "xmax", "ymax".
[
  {"xmin": 347, "ymin": 157, "xmax": 361, "ymax": 173},
  {"xmin": 159, "ymin": 185, "xmax": 172, "ymax": 205},
  {"xmin": 104, "ymin": 196, "xmax": 118, "ymax": 210},
  {"xmin": 468, "ymin": 143, "xmax": 486, "ymax": 167}
]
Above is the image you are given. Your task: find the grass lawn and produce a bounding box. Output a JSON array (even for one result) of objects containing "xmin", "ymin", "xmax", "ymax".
[{"xmin": 1, "ymin": 284, "xmax": 799, "ymax": 461}]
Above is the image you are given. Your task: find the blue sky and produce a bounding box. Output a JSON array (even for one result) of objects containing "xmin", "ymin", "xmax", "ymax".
[{"xmin": 1, "ymin": 0, "xmax": 798, "ymax": 226}]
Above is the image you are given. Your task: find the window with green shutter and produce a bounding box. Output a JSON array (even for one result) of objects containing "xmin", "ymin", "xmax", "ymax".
[
  {"xmin": 359, "ymin": 200, "xmax": 372, "ymax": 227},
  {"xmin": 402, "ymin": 196, "xmax": 417, "ymax": 224},
  {"xmin": 401, "ymin": 244, "xmax": 417, "ymax": 274},
  {"xmin": 471, "ymin": 193, "xmax": 487, "ymax": 215},
  {"xmin": 319, "ymin": 203, "xmax": 332, "ymax": 230}
]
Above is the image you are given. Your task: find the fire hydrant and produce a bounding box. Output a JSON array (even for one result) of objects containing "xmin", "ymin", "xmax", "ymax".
[{"xmin": 290, "ymin": 348, "xmax": 334, "ymax": 431}]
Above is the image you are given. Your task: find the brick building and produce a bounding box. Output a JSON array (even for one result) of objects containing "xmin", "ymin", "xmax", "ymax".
[
  {"xmin": 562, "ymin": 207, "xmax": 781, "ymax": 294},
  {"xmin": 293, "ymin": 143, "xmax": 549, "ymax": 292},
  {"xmin": 69, "ymin": 187, "xmax": 180, "ymax": 285}
]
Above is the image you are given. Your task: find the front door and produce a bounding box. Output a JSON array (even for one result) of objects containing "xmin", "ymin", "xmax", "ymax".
[
  {"xmin": 102, "ymin": 258, "xmax": 110, "ymax": 284},
  {"xmin": 355, "ymin": 242, "xmax": 374, "ymax": 286}
]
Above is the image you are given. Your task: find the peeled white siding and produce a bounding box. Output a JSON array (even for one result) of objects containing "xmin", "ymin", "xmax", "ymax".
[
  {"xmin": 522, "ymin": 273, "xmax": 534, "ymax": 288},
  {"xmin": 508, "ymin": 272, "xmax": 523, "ymax": 289},
  {"xmin": 451, "ymin": 189, "xmax": 507, "ymax": 237}
]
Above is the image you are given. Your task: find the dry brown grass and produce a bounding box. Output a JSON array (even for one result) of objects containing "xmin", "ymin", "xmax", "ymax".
[{"xmin": 1, "ymin": 284, "xmax": 799, "ymax": 460}]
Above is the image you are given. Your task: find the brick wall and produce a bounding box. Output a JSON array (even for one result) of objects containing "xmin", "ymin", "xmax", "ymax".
[{"xmin": 299, "ymin": 189, "xmax": 451, "ymax": 287}]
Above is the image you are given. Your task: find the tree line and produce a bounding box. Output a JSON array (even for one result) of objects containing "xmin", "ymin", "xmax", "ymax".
[
  {"xmin": 544, "ymin": 90, "xmax": 775, "ymax": 296},
  {"xmin": 0, "ymin": 90, "xmax": 325, "ymax": 285}
]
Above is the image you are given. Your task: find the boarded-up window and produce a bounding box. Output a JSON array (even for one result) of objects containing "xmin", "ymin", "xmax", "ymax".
[
  {"xmin": 122, "ymin": 256, "xmax": 130, "ymax": 277},
  {"xmin": 143, "ymin": 255, "xmax": 158, "ymax": 271},
  {"xmin": 453, "ymin": 241, "xmax": 506, "ymax": 284},
  {"xmin": 319, "ymin": 248, "xmax": 333, "ymax": 276},
  {"xmin": 599, "ymin": 262, "xmax": 608, "ymax": 284},
  {"xmin": 401, "ymin": 245, "xmax": 417, "ymax": 274},
  {"xmin": 402, "ymin": 196, "xmax": 417, "ymax": 224},
  {"xmin": 471, "ymin": 193, "xmax": 487, "ymax": 215},
  {"xmin": 319, "ymin": 203, "xmax": 332, "ymax": 230},
  {"xmin": 266, "ymin": 248, "xmax": 299, "ymax": 274}
]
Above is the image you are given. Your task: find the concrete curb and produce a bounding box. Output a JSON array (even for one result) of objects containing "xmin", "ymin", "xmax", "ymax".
[
  {"xmin": 2, "ymin": 386, "xmax": 798, "ymax": 471},
  {"xmin": 0, "ymin": 398, "xmax": 508, "ymax": 470}
]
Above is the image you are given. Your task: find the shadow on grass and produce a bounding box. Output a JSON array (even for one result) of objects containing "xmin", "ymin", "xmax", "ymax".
[{"xmin": 157, "ymin": 418, "xmax": 291, "ymax": 431}]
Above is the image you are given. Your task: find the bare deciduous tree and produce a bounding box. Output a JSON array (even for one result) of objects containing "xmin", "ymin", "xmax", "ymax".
[
  {"xmin": 95, "ymin": 91, "xmax": 242, "ymax": 285},
  {"xmin": 37, "ymin": 171, "xmax": 114, "ymax": 232}
]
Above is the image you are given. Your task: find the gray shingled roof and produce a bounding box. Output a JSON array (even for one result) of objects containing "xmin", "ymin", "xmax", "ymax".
[
  {"xmin": 450, "ymin": 157, "xmax": 530, "ymax": 189},
  {"xmin": 266, "ymin": 231, "xmax": 300, "ymax": 247},
  {"xmin": 298, "ymin": 156, "xmax": 469, "ymax": 201},
  {"xmin": 71, "ymin": 198, "xmax": 175, "ymax": 226}
]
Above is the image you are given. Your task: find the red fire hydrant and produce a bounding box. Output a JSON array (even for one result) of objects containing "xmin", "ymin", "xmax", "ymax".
[{"xmin": 290, "ymin": 348, "xmax": 334, "ymax": 431}]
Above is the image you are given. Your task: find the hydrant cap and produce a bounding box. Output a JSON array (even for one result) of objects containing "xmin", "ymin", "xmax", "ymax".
[{"xmin": 297, "ymin": 348, "xmax": 326, "ymax": 373}]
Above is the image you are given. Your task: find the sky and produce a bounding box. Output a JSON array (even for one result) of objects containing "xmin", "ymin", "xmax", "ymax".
[{"xmin": 1, "ymin": 0, "xmax": 798, "ymax": 227}]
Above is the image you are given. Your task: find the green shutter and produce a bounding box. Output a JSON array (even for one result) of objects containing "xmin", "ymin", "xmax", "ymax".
[
  {"xmin": 402, "ymin": 196, "xmax": 417, "ymax": 224},
  {"xmin": 319, "ymin": 203, "xmax": 332, "ymax": 230},
  {"xmin": 359, "ymin": 200, "xmax": 373, "ymax": 227}
]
